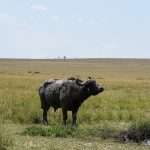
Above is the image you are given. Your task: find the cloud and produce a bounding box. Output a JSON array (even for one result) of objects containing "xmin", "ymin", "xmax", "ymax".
[
  {"xmin": 51, "ymin": 15, "xmax": 60, "ymax": 22},
  {"xmin": 0, "ymin": 13, "xmax": 12, "ymax": 20},
  {"xmin": 31, "ymin": 4, "xmax": 48, "ymax": 11},
  {"xmin": 0, "ymin": 13, "xmax": 9, "ymax": 18},
  {"xmin": 89, "ymin": 18, "xmax": 96, "ymax": 25},
  {"xmin": 77, "ymin": 17, "xmax": 84, "ymax": 23}
]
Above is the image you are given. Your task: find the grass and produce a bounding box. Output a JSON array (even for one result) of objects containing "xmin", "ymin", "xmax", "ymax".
[
  {"xmin": 0, "ymin": 58, "xmax": 150, "ymax": 149},
  {"xmin": 3, "ymin": 123, "xmax": 149, "ymax": 150},
  {"xmin": 0, "ymin": 123, "xmax": 13, "ymax": 150},
  {"xmin": 1, "ymin": 77, "xmax": 150, "ymax": 124},
  {"xmin": 23, "ymin": 125, "xmax": 78, "ymax": 138},
  {"xmin": 23, "ymin": 123, "xmax": 118, "ymax": 139}
]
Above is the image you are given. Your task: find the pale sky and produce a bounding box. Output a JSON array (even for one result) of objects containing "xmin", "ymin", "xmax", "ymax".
[{"xmin": 0, "ymin": 0, "xmax": 150, "ymax": 58}]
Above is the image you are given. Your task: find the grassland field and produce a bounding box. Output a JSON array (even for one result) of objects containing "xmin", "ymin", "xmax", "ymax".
[{"xmin": 0, "ymin": 58, "xmax": 150, "ymax": 150}]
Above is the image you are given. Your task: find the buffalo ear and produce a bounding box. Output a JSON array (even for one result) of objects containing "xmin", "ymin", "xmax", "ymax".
[
  {"xmin": 88, "ymin": 76, "xmax": 92, "ymax": 80},
  {"xmin": 84, "ymin": 80, "xmax": 96, "ymax": 87},
  {"xmin": 75, "ymin": 78, "xmax": 83, "ymax": 85},
  {"xmin": 87, "ymin": 76, "xmax": 95, "ymax": 80}
]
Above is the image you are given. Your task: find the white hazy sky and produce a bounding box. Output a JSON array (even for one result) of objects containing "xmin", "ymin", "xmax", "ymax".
[{"xmin": 0, "ymin": 0, "xmax": 150, "ymax": 58}]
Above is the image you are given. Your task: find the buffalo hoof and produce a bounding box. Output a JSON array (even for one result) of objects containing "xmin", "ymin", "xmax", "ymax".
[
  {"xmin": 62, "ymin": 123, "xmax": 67, "ymax": 128},
  {"xmin": 42, "ymin": 120, "xmax": 48, "ymax": 125},
  {"xmin": 32, "ymin": 117, "xmax": 42, "ymax": 124},
  {"xmin": 72, "ymin": 124, "xmax": 77, "ymax": 128}
]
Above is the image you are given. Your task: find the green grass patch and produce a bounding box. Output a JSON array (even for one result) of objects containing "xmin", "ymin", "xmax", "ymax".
[
  {"xmin": 23, "ymin": 126, "xmax": 76, "ymax": 138},
  {"xmin": 23, "ymin": 123, "xmax": 118, "ymax": 140}
]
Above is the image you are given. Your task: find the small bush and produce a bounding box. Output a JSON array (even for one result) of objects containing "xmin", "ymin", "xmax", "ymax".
[{"xmin": 120, "ymin": 120, "xmax": 150, "ymax": 143}]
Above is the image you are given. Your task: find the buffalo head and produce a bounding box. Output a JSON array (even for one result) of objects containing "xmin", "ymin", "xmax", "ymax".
[{"xmin": 83, "ymin": 79, "xmax": 104, "ymax": 95}]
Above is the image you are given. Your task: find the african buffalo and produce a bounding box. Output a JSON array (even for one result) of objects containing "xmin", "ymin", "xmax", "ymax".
[{"xmin": 39, "ymin": 77, "xmax": 104, "ymax": 126}]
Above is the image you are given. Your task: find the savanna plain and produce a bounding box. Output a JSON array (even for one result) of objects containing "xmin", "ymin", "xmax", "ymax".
[{"xmin": 0, "ymin": 58, "xmax": 150, "ymax": 150}]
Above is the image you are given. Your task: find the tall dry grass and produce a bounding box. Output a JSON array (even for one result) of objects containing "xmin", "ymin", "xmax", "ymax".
[{"xmin": 0, "ymin": 59, "xmax": 150, "ymax": 149}]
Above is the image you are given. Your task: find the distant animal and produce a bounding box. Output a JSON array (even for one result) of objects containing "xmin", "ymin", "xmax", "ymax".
[
  {"xmin": 34, "ymin": 71, "xmax": 40, "ymax": 74},
  {"xmin": 39, "ymin": 77, "xmax": 104, "ymax": 126}
]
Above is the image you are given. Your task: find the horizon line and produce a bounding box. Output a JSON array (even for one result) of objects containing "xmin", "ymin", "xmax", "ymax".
[{"xmin": 0, "ymin": 57, "xmax": 150, "ymax": 60}]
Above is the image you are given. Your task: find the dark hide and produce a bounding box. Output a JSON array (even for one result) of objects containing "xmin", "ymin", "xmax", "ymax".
[{"xmin": 39, "ymin": 78, "xmax": 104, "ymax": 126}]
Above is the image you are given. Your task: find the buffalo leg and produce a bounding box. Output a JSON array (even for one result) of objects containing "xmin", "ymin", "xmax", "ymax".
[
  {"xmin": 62, "ymin": 108, "xmax": 68, "ymax": 126},
  {"xmin": 43, "ymin": 107, "xmax": 49, "ymax": 125},
  {"xmin": 72, "ymin": 110, "xmax": 78, "ymax": 127}
]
